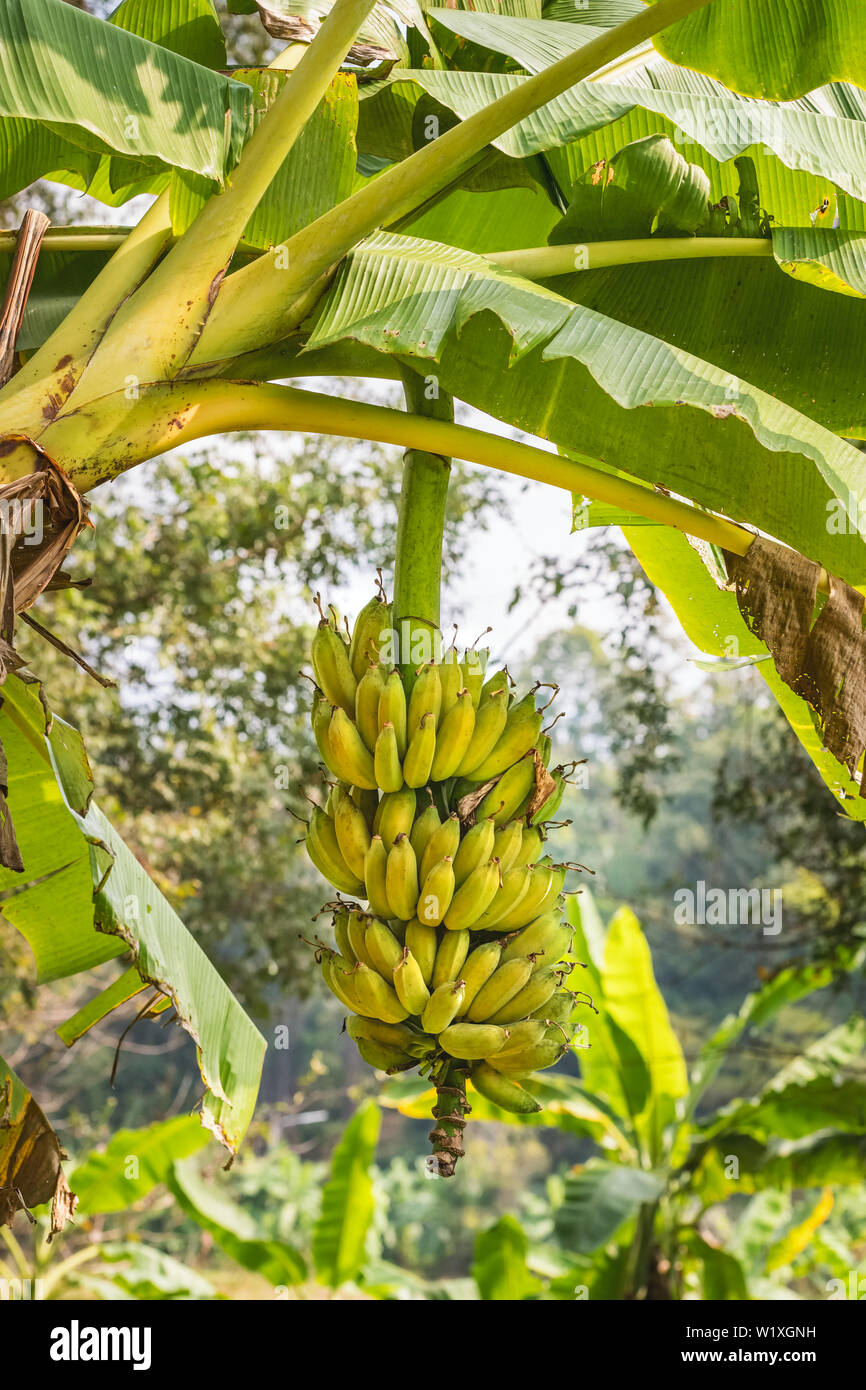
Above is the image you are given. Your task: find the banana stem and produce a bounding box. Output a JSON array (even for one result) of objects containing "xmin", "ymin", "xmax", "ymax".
[
  {"xmin": 486, "ymin": 238, "xmax": 773, "ymax": 278},
  {"xmin": 429, "ymin": 1060, "xmax": 471, "ymax": 1178},
  {"xmin": 393, "ymin": 367, "xmax": 453, "ymax": 672},
  {"xmin": 191, "ymin": 0, "xmax": 721, "ymax": 363}
]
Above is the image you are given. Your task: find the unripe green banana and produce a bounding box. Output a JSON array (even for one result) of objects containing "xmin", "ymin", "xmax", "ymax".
[
  {"xmin": 349, "ymin": 594, "xmax": 391, "ymax": 682},
  {"xmin": 365, "ymin": 919, "xmax": 403, "ymax": 978},
  {"xmin": 468, "ymin": 691, "xmax": 544, "ymax": 783},
  {"xmin": 470, "ymin": 1061, "xmax": 541, "ymax": 1114},
  {"xmin": 328, "ymin": 707, "xmax": 378, "ymax": 790},
  {"xmin": 353, "ymin": 962, "xmax": 409, "ymax": 1023},
  {"xmin": 492, "ymin": 858, "xmax": 554, "ymax": 932},
  {"xmin": 378, "ymin": 669, "xmax": 408, "ymax": 757},
  {"xmin": 363, "ymin": 835, "xmax": 392, "ymax": 919},
  {"xmin": 533, "ymin": 989, "xmax": 576, "ymax": 1024},
  {"xmin": 478, "ymin": 668, "xmax": 511, "ymax": 705},
  {"xmin": 312, "ymin": 692, "xmax": 334, "ymax": 765},
  {"xmin": 466, "ymin": 958, "xmax": 533, "ymax": 1022},
  {"xmin": 487, "ymin": 1020, "xmax": 547, "ymax": 1058},
  {"xmin": 355, "ymin": 663, "xmax": 387, "ymax": 752},
  {"xmin": 456, "ymin": 687, "xmax": 508, "ymax": 777},
  {"xmin": 333, "ymin": 786, "xmax": 372, "ymax": 880},
  {"xmin": 333, "ymin": 908, "xmax": 355, "ymax": 963},
  {"xmin": 439, "ymin": 1023, "xmax": 508, "ymax": 1060},
  {"xmin": 431, "ymin": 928, "xmax": 470, "ymax": 989},
  {"xmin": 311, "ymin": 620, "xmax": 357, "ymax": 716},
  {"xmin": 419, "ymin": 813, "xmax": 461, "ymax": 883},
  {"xmin": 440, "ymin": 647, "xmax": 463, "ymax": 714},
  {"xmin": 501, "ymin": 910, "xmax": 572, "ymax": 969},
  {"xmin": 430, "ymin": 689, "xmax": 476, "ymax": 780},
  {"xmin": 452, "ymin": 817, "xmax": 496, "ymax": 885},
  {"xmin": 403, "ymin": 711, "xmax": 436, "ymax": 788},
  {"xmin": 407, "ymin": 803, "xmax": 438, "ymax": 863},
  {"xmin": 456, "ymin": 940, "xmax": 502, "ymax": 1014},
  {"xmin": 421, "ymin": 979, "xmax": 466, "ymax": 1033},
  {"xmin": 476, "ymin": 753, "xmax": 536, "ymax": 826},
  {"xmin": 347, "ymin": 911, "xmax": 377, "ymax": 970},
  {"xmin": 385, "ymin": 833, "xmax": 419, "ymax": 921},
  {"xmin": 486, "ymin": 964, "xmax": 558, "ymax": 1024},
  {"xmin": 517, "ymin": 825, "xmax": 545, "ymax": 867},
  {"xmin": 492, "ymin": 820, "xmax": 524, "ymax": 874},
  {"xmin": 489, "ymin": 1035, "xmax": 567, "ymax": 1075},
  {"xmin": 417, "ymin": 856, "xmax": 455, "ymax": 927},
  {"xmin": 354, "ymin": 787, "xmax": 379, "ymax": 829},
  {"xmin": 322, "ymin": 953, "xmax": 373, "ymax": 1016},
  {"xmin": 374, "ymin": 722, "xmax": 404, "ymax": 793},
  {"xmin": 354, "ymin": 1036, "xmax": 416, "ymax": 1074},
  {"xmin": 443, "ymin": 857, "xmax": 501, "ymax": 931},
  {"xmin": 393, "ymin": 947, "xmax": 431, "ymax": 1016},
  {"xmin": 345, "ymin": 1014, "xmax": 419, "ymax": 1052},
  {"xmin": 531, "ymin": 865, "xmax": 568, "ymax": 920},
  {"xmin": 375, "ymin": 787, "xmax": 416, "ymax": 849},
  {"xmin": 470, "ymin": 863, "xmax": 532, "ymax": 932},
  {"xmin": 405, "ymin": 918, "xmax": 438, "ymax": 985},
  {"xmin": 460, "ymin": 647, "xmax": 487, "ymax": 708},
  {"xmin": 408, "ymin": 661, "xmax": 442, "ymax": 733},
  {"xmin": 306, "ymin": 807, "xmax": 366, "ymax": 896}
]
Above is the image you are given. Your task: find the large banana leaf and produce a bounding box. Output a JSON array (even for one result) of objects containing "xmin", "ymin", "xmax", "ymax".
[
  {"xmin": 68, "ymin": 1117, "xmax": 211, "ymax": 1214},
  {"xmin": 312, "ymin": 1099, "xmax": 380, "ymax": 1288},
  {"xmin": 169, "ymin": 1156, "xmax": 307, "ymax": 1285},
  {"xmin": 650, "ymin": 0, "xmax": 866, "ymax": 101},
  {"xmin": 304, "ymin": 230, "xmax": 866, "ymax": 586},
  {"xmin": 109, "ymin": 0, "xmax": 227, "ymax": 69},
  {"xmin": 0, "ymin": 673, "xmax": 265, "ymax": 1153},
  {"xmin": 472, "ymin": 1216, "xmax": 542, "ymax": 1300},
  {"xmin": 554, "ymin": 1161, "xmax": 664, "ymax": 1254},
  {"xmin": 0, "ymin": 0, "xmax": 249, "ymax": 188}
]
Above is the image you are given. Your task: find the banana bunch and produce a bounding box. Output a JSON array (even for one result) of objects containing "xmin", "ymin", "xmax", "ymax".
[{"xmin": 303, "ymin": 584, "xmax": 586, "ymax": 1166}]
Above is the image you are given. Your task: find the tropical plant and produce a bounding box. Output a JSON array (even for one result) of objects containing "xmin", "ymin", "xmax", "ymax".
[{"xmin": 3, "ymin": 0, "xmax": 866, "ymax": 1223}]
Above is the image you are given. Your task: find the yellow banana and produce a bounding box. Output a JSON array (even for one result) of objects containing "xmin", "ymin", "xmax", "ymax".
[
  {"xmin": 354, "ymin": 787, "xmax": 379, "ymax": 829},
  {"xmin": 417, "ymin": 856, "xmax": 455, "ymax": 927},
  {"xmin": 311, "ymin": 620, "xmax": 356, "ymax": 716},
  {"xmin": 487, "ymin": 1020, "xmax": 547, "ymax": 1059},
  {"xmin": 470, "ymin": 1062, "xmax": 541, "ymax": 1114},
  {"xmin": 355, "ymin": 663, "xmax": 387, "ymax": 752},
  {"xmin": 345, "ymin": 1014, "xmax": 420, "ymax": 1053},
  {"xmin": 328, "ymin": 707, "xmax": 378, "ymax": 790},
  {"xmin": 489, "ymin": 1033, "xmax": 567, "ymax": 1075},
  {"xmin": 440, "ymin": 646, "xmax": 463, "ymax": 714},
  {"xmin": 374, "ymin": 788, "xmax": 417, "ymax": 850},
  {"xmin": 492, "ymin": 858, "xmax": 555, "ymax": 932},
  {"xmin": 439, "ymin": 1023, "xmax": 508, "ymax": 1060},
  {"xmin": 385, "ymin": 832, "xmax": 419, "ymax": 921},
  {"xmin": 456, "ymin": 687, "xmax": 508, "ymax": 777},
  {"xmin": 409, "ymin": 800, "xmax": 441, "ymax": 861},
  {"xmin": 517, "ymin": 825, "xmax": 545, "ymax": 867},
  {"xmin": 479, "ymin": 668, "xmax": 511, "ymax": 705},
  {"xmin": 470, "ymin": 863, "xmax": 532, "ymax": 932},
  {"xmin": 393, "ymin": 947, "xmax": 431, "ymax": 1016},
  {"xmin": 374, "ymin": 722, "xmax": 404, "ymax": 793},
  {"xmin": 460, "ymin": 646, "xmax": 488, "ymax": 707},
  {"xmin": 465, "ymin": 691, "xmax": 543, "ymax": 783},
  {"xmin": 486, "ymin": 964, "xmax": 558, "ymax": 1025},
  {"xmin": 363, "ymin": 835, "xmax": 393, "ymax": 919},
  {"xmin": 466, "ymin": 958, "xmax": 533, "ymax": 1022},
  {"xmin": 349, "ymin": 593, "xmax": 392, "ymax": 682},
  {"xmin": 431, "ymin": 928, "xmax": 470, "ymax": 989},
  {"xmin": 403, "ymin": 711, "xmax": 436, "ymax": 788},
  {"xmin": 456, "ymin": 940, "xmax": 502, "ymax": 1014},
  {"xmin": 354, "ymin": 1037, "xmax": 416, "ymax": 1073},
  {"xmin": 378, "ymin": 668, "xmax": 408, "ymax": 758},
  {"xmin": 532, "ymin": 864, "xmax": 568, "ymax": 919},
  {"xmin": 452, "ymin": 817, "xmax": 496, "ymax": 885},
  {"xmin": 419, "ymin": 813, "xmax": 460, "ymax": 883},
  {"xmin": 365, "ymin": 919, "xmax": 404, "ymax": 978},
  {"xmin": 421, "ymin": 980, "xmax": 466, "ymax": 1033},
  {"xmin": 430, "ymin": 689, "xmax": 476, "ymax": 780},
  {"xmin": 475, "ymin": 753, "xmax": 536, "ymax": 825},
  {"xmin": 492, "ymin": 820, "xmax": 525, "ymax": 874},
  {"xmin": 501, "ymin": 910, "xmax": 572, "ymax": 969},
  {"xmin": 322, "ymin": 953, "xmax": 374, "ymax": 1016},
  {"xmin": 353, "ymin": 962, "xmax": 409, "ymax": 1023},
  {"xmin": 333, "ymin": 786, "xmax": 372, "ymax": 880},
  {"xmin": 405, "ymin": 918, "xmax": 438, "ymax": 985},
  {"xmin": 306, "ymin": 806, "xmax": 366, "ymax": 896},
  {"xmin": 442, "ymin": 858, "xmax": 501, "ymax": 931},
  {"xmin": 312, "ymin": 692, "xmax": 334, "ymax": 765},
  {"xmin": 408, "ymin": 661, "xmax": 442, "ymax": 733},
  {"xmin": 332, "ymin": 907, "xmax": 355, "ymax": 963}
]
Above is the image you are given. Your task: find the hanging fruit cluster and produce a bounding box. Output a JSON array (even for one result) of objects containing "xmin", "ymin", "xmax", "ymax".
[{"xmin": 302, "ymin": 581, "xmax": 588, "ymax": 1175}]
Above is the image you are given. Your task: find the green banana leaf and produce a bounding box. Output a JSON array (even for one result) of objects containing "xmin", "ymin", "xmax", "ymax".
[
  {"xmin": 109, "ymin": 0, "xmax": 227, "ymax": 69},
  {"xmin": 472, "ymin": 1215, "xmax": 543, "ymax": 1300},
  {"xmin": 69, "ymin": 1117, "xmax": 211, "ymax": 1215},
  {"xmin": 650, "ymin": 0, "xmax": 866, "ymax": 101},
  {"xmin": 312, "ymin": 1099, "xmax": 380, "ymax": 1288},
  {"xmin": 680, "ymin": 1231, "xmax": 750, "ymax": 1299},
  {"xmin": 0, "ymin": 672, "xmax": 266, "ymax": 1153},
  {"xmin": 84, "ymin": 1242, "xmax": 218, "ymax": 1300},
  {"xmin": 305, "ymin": 230, "xmax": 866, "ymax": 587},
  {"xmin": 169, "ymin": 1157, "xmax": 307, "ymax": 1286},
  {"xmin": 0, "ymin": 0, "xmax": 249, "ymax": 192},
  {"xmin": 554, "ymin": 1160, "xmax": 664, "ymax": 1254}
]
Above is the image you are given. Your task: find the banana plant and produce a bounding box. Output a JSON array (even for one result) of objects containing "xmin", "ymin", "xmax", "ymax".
[
  {"xmin": 385, "ymin": 890, "xmax": 866, "ymax": 1297},
  {"xmin": 3, "ymin": 0, "xmax": 866, "ymax": 1195}
]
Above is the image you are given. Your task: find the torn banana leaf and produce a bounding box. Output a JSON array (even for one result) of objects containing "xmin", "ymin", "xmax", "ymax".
[{"xmin": 0, "ymin": 1055, "xmax": 75, "ymax": 1235}]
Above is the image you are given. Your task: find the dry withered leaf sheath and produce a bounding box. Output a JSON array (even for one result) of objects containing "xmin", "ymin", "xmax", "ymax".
[
  {"xmin": 726, "ymin": 536, "xmax": 866, "ymax": 796},
  {"xmin": 0, "ymin": 1062, "xmax": 77, "ymax": 1238}
]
